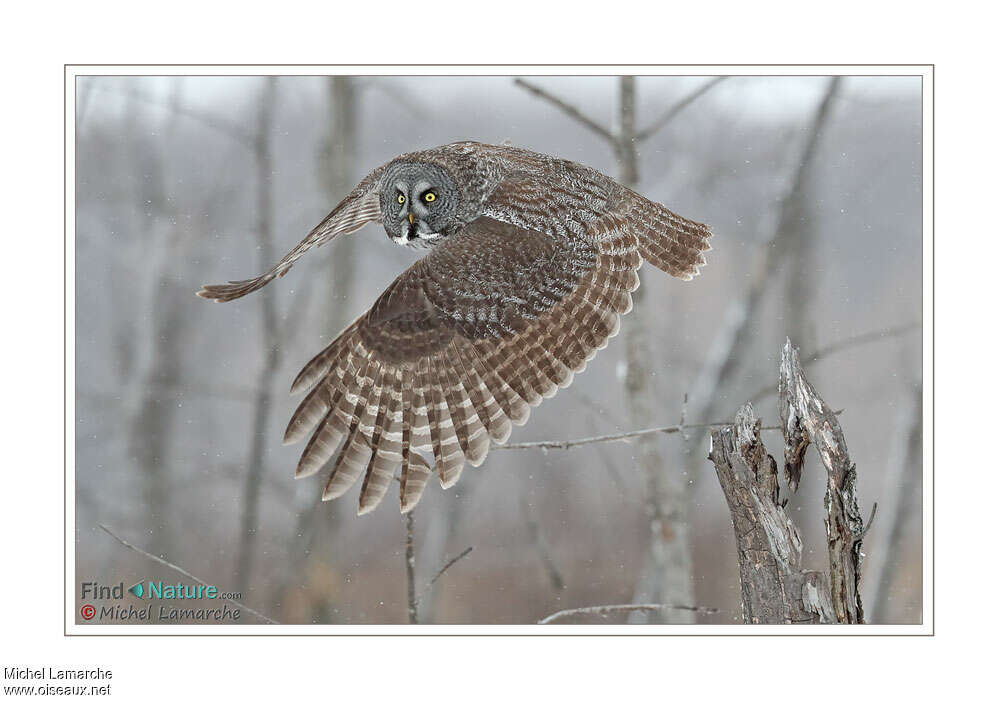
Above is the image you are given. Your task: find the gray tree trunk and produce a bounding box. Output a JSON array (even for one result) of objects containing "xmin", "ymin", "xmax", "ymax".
[
  {"xmin": 510, "ymin": 76, "xmax": 728, "ymax": 624},
  {"xmin": 615, "ymin": 77, "xmax": 695, "ymax": 624},
  {"xmin": 127, "ymin": 78, "xmax": 187, "ymax": 557},
  {"xmin": 235, "ymin": 77, "xmax": 280, "ymax": 594},
  {"xmin": 868, "ymin": 381, "xmax": 922, "ymax": 622},
  {"xmin": 280, "ymin": 76, "xmax": 362, "ymax": 622}
]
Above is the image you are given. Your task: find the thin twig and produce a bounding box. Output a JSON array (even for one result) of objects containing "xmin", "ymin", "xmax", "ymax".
[
  {"xmin": 859, "ymin": 502, "xmax": 879, "ymax": 539},
  {"xmin": 538, "ymin": 603, "xmax": 720, "ymax": 624},
  {"xmin": 98, "ymin": 524, "xmax": 279, "ymax": 625},
  {"xmin": 513, "ymin": 78, "xmax": 615, "ymax": 144},
  {"xmin": 497, "ymin": 411, "xmax": 840, "ymax": 452},
  {"xmin": 405, "ymin": 511, "xmax": 418, "ymax": 624},
  {"xmin": 498, "ymin": 421, "xmax": 732, "ymax": 451},
  {"xmin": 415, "ymin": 546, "xmax": 474, "ymax": 606},
  {"xmin": 636, "ymin": 76, "xmax": 729, "ymax": 141}
]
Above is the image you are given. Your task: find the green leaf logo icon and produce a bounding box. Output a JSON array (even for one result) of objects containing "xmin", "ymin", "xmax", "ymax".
[{"xmin": 128, "ymin": 582, "xmax": 144, "ymax": 599}]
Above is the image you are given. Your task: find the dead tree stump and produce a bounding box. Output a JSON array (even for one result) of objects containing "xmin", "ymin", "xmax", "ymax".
[{"xmin": 708, "ymin": 339, "xmax": 868, "ymax": 624}]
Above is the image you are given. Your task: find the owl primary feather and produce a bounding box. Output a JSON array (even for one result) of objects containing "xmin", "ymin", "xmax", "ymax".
[{"xmin": 199, "ymin": 141, "xmax": 712, "ymax": 515}]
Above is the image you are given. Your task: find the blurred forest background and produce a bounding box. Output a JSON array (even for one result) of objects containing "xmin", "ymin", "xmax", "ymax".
[{"xmin": 75, "ymin": 74, "xmax": 923, "ymax": 625}]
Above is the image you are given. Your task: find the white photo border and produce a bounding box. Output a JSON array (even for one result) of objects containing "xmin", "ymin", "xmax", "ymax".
[{"xmin": 65, "ymin": 64, "xmax": 933, "ymax": 636}]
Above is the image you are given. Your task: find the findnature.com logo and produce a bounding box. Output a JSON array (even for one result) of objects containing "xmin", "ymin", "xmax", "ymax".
[
  {"xmin": 79, "ymin": 581, "xmax": 244, "ymax": 622},
  {"xmin": 81, "ymin": 580, "xmax": 241, "ymax": 601}
]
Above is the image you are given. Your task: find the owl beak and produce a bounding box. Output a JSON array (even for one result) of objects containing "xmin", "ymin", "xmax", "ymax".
[{"xmin": 408, "ymin": 212, "xmax": 414, "ymax": 225}]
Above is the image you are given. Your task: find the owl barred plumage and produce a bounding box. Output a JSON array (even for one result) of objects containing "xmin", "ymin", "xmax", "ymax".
[{"xmin": 199, "ymin": 141, "xmax": 712, "ymax": 514}]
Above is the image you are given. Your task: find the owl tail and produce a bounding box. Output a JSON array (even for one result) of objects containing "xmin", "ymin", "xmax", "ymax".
[{"xmin": 626, "ymin": 192, "xmax": 712, "ymax": 281}]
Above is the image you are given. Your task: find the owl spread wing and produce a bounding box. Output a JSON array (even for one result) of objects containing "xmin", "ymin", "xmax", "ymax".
[
  {"xmin": 283, "ymin": 215, "xmax": 641, "ymax": 514},
  {"xmin": 197, "ymin": 166, "xmax": 385, "ymax": 302}
]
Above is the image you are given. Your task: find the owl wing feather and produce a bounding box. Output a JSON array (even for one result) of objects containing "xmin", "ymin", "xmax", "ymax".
[
  {"xmin": 623, "ymin": 191, "xmax": 712, "ymax": 280},
  {"xmin": 196, "ymin": 166, "xmax": 385, "ymax": 302},
  {"xmin": 283, "ymin": 214, "xmax": 642, "ymax": 514},
  {"xmin": 480, "ymin": 167, "xmax": 712, "ymax": 281}
]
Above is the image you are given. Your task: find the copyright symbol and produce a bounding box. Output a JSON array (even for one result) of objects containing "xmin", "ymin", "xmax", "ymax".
[{"xmin": 80, "ymin": 604, "xmax": 96, "ymax": 620}]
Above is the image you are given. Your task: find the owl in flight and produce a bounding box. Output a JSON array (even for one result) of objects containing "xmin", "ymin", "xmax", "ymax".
[{"xmin": 199, "ymin": 142, "xmax": 711, "ymax": 515}]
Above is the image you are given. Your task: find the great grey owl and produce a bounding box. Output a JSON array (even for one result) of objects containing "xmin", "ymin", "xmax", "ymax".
[{"xmin": 199, "ymin": 141, "xmax": 712, "ymax": 514}]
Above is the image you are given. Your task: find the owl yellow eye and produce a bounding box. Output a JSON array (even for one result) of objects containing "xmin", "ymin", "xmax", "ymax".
[
  {"xmin": 424, "ymin": 192, "xmax": 436, "ymax": 203},
  {"xmin": 397, "ymin": 194, "xmax": 406, "ymax": 205}
]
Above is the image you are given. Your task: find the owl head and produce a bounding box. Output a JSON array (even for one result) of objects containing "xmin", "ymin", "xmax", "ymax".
[{"xmin": 380, "ymin": 161, "xmax": 460, "ymax": 247}]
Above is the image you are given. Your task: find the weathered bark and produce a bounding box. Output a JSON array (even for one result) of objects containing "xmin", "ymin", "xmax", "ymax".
[
  {"xmin": 709, "ymin": 339, "xmax": 869, "ymax": 624},
  {"xmin": 778, "ymin": 339, "xmax": 866, "ymax": 623},
  {"xmin": 709, "ymin": 404, "xmax": 836, "ymax": 623}
]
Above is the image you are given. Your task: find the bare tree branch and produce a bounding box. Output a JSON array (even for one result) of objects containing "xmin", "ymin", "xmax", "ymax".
[
  {"xmin": 498, "ymin": 421, "xmax": 732, "ymax": 451},
  {"xmin": 538, "ymin": 603, "xmax": 719, "ymax": 624},
  {"xmin": 635, "ymin": 76, "xmax": 728, "ymax": 142},
  {"xmin": 746, "ymin": 321, "xmax": 921, "ymax": 404},
  {"xmin": 416, "ymin": 546, "xmax": 474, "ymax": 606},
  {"xmin": 99, "ymin": 524, "xmax": 279, "ymax": 625},
  {"xmin": 496, "ymin": 411, "xmax": 841, "ymax": 452},
  {"xmin": 513, "ymin": 78, "xmax": 615, "ymax": 144}
]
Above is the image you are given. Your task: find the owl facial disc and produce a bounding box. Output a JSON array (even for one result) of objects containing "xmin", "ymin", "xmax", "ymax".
[{"xmin": 380, "ymin": 161, "xmax": 460, "ymax": 247}]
